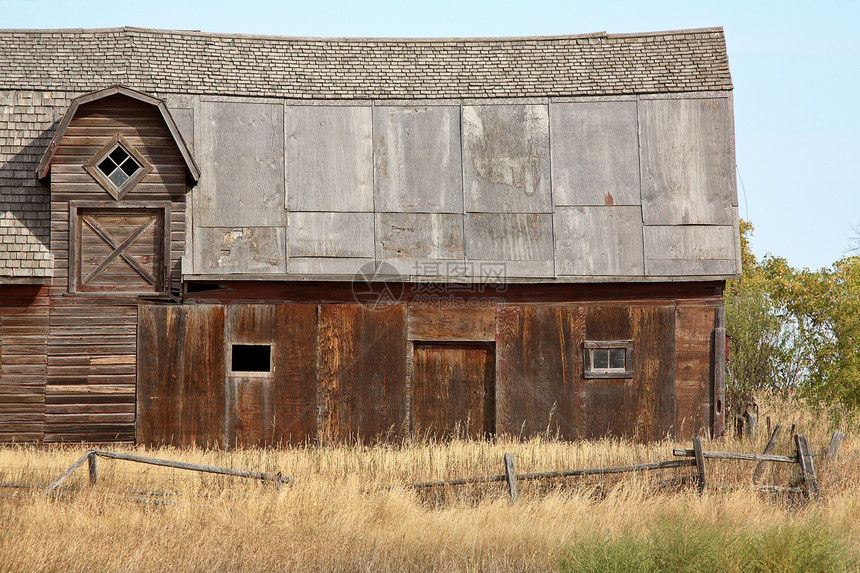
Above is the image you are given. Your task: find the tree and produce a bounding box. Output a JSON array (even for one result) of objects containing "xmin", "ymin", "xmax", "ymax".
[
  {"xmin": 726, "ymin": 220, "xmax": 860, "ymax": 412},
  {"xmin": 724, "ymin": 221, "xmax": 803, "ymax": 407},
  {"xmin": 762, "ymin": 254, "xmax": 860, "ymax": 409}
]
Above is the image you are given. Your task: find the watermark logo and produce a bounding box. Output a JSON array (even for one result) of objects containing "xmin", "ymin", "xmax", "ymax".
[
  {"xmin": 351, "ymin": 261, "xmax": 405, "ymax": 310},
  {"xmin": 350, "ymin": 260, "xmax": 509, "ymax": 310}
]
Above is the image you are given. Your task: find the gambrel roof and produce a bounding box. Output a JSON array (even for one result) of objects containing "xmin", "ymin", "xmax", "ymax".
[
  {"xmin": 37, "ymin": 85, "xmax": 199, "ymax": 181},
  {"xmin": 0, "ymin": 27, "xmax": 738, "ymax": 283},
  {"xmin": 0, "ymin": 27, "xmax": 732, "ymax": 99}
]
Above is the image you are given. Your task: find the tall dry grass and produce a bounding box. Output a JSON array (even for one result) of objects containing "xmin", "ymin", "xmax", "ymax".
[{"xmin": 1, "ymin": 399, "xmax": 858, "ymax": 572}]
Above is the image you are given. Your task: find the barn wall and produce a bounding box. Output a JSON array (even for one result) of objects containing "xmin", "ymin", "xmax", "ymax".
[
  {"xmin": 45, "ymin": 94, "xmax": 187, "ymax": 442},
  {"xmin": 187, "ymin": 94, "xmax": 740, "ymax": 282},
  {"xmin": 0, "ymin": 285, "xmax": 49, "ymax": 442},
  {"xmin": 136, "ymin": 283, "xmax": 721, "ymax": 446}
]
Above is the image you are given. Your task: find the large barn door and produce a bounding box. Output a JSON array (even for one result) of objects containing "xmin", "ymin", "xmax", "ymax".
[{"xmin": 412, "ymin": 342, "xmax": 495, "ymax": 439}]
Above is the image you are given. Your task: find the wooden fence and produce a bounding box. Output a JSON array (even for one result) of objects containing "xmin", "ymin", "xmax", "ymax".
[
  {"xmin": 394, "ymin": 429, "xmax": 844, "ymax": 502},
  {"xmin": 33, "ymin": 428, "xmax": 845, "ymax": 503},
  {"xmin": 43, "ymin": 449, "xmax": 292, "ymax": 495}
]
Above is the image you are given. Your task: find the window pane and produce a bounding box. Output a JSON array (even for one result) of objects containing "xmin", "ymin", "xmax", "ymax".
[
  {"xmin": 593, "ymin": 349, "xmax": 609, "ymax": 369},
  {"xmin": 108, "ymin": 168, "xmax": 130, "ymax": 188},
  {"xmin": 97, "ymin": 157, "xmax": 116, "ymax": 175},
  {"xmin": 609, "ymin": 348, "xmax": 626, "ymax": 369},
  {"xmin": 119, "ymin": 157, "xmax": 141, "ymax": 176},
  {"xmin": 109, "ymin": 146, "xmax": 130, "ymax": 165}
]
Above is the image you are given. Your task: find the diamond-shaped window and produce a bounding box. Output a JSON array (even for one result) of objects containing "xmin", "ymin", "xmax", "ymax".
[{"xmin": 84, "ymin": 134, "xmax": 152, "ymax": 200}]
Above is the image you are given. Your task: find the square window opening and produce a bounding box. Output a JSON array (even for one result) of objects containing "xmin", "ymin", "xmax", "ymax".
[{"xmin": 231, "ymin": 344, "xmax": 272, "ymax": 373}]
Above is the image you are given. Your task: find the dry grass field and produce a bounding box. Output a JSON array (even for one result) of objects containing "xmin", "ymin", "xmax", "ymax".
[{"xmin": 1, "ymin": 397, "xmax": 859, "ymax": 572}]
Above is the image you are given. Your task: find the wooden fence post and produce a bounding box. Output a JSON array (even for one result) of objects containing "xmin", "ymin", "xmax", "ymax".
[
  {"xmin": 88, "ymin": 452, "xmax": 98, "ymax": 486},
  {"xmin": 753, "ymin": 424, "xmax": 782, "ymax": 484},
  {"xmin": 504, "ymin": 453, "xmax": 518, "ymax": 502},
  {"xmin": 826, "ymin": 430, "xmax": 845, "ymax": 461},
  {"xmin": 693, "ymin": 437, "xmax": 706, "ymax": 493},
  {"xmin": 794, "ymin": 434, "xmax": 819, "ymax": 499}
]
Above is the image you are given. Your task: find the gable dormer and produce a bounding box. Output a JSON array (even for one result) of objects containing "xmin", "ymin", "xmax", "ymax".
[{"xmin": 38, "ymin": 86, "xmax": 198, "ymax": 295}]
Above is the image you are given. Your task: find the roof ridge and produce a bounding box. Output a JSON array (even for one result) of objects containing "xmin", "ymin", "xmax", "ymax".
[{"xmin": 0, "ymin": 26, "xmax": 724, "ymax": 44}]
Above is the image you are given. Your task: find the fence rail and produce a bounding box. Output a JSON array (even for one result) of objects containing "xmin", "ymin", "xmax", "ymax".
[{"xmin": 44, "ymin": 449, "xmax": 292, "ymax": 495}]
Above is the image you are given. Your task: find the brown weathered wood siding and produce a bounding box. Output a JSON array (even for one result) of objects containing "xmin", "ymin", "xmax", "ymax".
[
  {"xmin": 675, "ymin": 300, "xmax": 723, "ymax": 438},
  {"xmin": 0, "ymin": 286, "xmax": 49, "ymax": 443},
  {"xmin": 136, "ymin": 285, "xmax": 719, "ymax": 446},
  {"xmin": 317, "ymin": 304, "xmax": 408, "ymax": 442},
  {"xmin": 46, "ymin": 94, "xmax": 186, "ymax": 442}
]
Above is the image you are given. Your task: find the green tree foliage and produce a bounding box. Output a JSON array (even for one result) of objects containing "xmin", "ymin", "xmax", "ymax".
[
  {"xmin": 762, "ymin": 255, "xmax": 860, "ymax": 408},
  {"xmin": 724, "ymin": 221, "xmax": 803, "ymax": 407},
  {"xmin": 725, "ymin": 221, "xmax": 860, "ymax": 411}
]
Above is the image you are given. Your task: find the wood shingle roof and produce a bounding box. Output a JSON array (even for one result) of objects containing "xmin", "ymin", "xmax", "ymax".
[{"xmin": 0, "ymin": 27, "xmax": 732, "ymax": 99}]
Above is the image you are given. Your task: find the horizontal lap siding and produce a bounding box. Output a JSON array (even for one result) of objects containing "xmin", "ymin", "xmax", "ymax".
[
  {"xmin": 44, "ymin": 94, "xmax": 187, "ymax": 443},
  {"xmin": 0, "ymin": 286, "xmax": 49, "ymax": 442}
]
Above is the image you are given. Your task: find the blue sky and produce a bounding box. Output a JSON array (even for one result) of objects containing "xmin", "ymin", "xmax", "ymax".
[{"xmin": 3, "ymin": 0, "xmax": 858, "ymax": 270}]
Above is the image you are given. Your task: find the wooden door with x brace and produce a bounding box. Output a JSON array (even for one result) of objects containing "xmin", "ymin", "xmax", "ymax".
[{"xmin": 69, "ymin": 202, "xmax": 170, "ymax": 294}]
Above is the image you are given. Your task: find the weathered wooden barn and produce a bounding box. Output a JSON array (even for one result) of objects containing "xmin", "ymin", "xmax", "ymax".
[{"xmin": 0, "ymin": 27, "xmax": 739, "ymax": 446}]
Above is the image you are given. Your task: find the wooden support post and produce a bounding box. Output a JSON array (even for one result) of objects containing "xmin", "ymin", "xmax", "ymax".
[
  {"xmin": 753, "ymin": 424, "xmax": 782, "ymax": 484},
  {"xmin": 766, "ymin": 416, "xmax": 771, "ymax": 438},
  {"xmin": 693, "ymin": 437, "xmax": 706, "ymax": 493},
  {"xmin": 827, "ymin": 430, "xmax": 845, "ymax": 461},
  {"xmin": 789, "ymin": 423, "xmax": 796, "ymax": 439},
  {"xmin": 794, "ymin": 434, "xmax": 819, "ymax": 499},
  {"xmin": 88, "ymin": 452, "xmax": 98, "ymax": 486},
  {"xmin": 503, "ymin": 453, "xmax": 518, "ymax": 502}
]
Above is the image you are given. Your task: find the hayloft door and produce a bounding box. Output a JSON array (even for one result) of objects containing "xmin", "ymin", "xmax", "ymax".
[{"xmin": 69, "ymin": 202, "xmax": 170, "ymax": 293}]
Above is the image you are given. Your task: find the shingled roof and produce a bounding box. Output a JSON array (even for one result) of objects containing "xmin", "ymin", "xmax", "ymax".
[{"xmin": 0, "ymin": 27, "xmax": 732, "ymax": 99}]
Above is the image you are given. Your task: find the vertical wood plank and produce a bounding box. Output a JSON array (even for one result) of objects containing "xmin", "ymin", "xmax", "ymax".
[
  {"xmin": 630, "ymin": 305, "xmax": 676, "ymax": 441},
  {"xmin": 827, "ymin": 430, "xmax": 845, "ymax": 461},
  {"xmin": 794, "ymin": 434, "xmax": 819, "ymax": 499},
  {"xmin": 136, "ymin": 303, "xmax": 226, "ymax": 447},
  {"xmin": 317, "ymin": 304, "xmax": 407, "ymax": 443},
  {"xmin": 713, "ymin": 307, "xmax": 727, "ymax": 438},
  {"xmin": 496, "ymin": 305, "xmax": 584, "ymax": 439},
  {"xmin": 88, "ymin": 452, "xmax": 98, "ymax": 485},
  {"xmin": 674, "ymin": 304, "xmax": 714, "ymax": 440},
  {"xmin": 412, "ymin": 343, "xmax": 495, "ymax": 439},
  {"xmin": 225, "ymin": 304, "xmax": 318, "ymax": 447}
]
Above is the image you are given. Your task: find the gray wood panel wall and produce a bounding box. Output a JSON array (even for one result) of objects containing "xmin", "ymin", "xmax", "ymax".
[{"xmin": 186, "ymin": 95, "xmax": 740, "ymax": 281}]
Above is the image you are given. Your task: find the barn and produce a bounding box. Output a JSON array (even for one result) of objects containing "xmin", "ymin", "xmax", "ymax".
[{"xmin": 0, "ymin": 27, "xmax": 739, "ymax": 446}]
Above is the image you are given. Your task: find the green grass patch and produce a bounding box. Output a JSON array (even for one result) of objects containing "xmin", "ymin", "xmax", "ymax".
[{"xmin": 559, "ymin": 517, "xmax": 857, "ymax": 573}]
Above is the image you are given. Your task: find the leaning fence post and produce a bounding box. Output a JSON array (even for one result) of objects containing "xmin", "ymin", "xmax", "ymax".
[
  {"xmin": 794, "ymin": 434, "xmax": 819, "ymax": 499},
  {"xmin": 88, "ymin": 452, "xmax": 98, "ymax": 486},
  {"xmin": 693, "ymin": 437, "xmax": 706, "ymax": 493},
  {"xmin": 753, "ymin": 424, "xmax": 782, "ymax": 484},
  {"xmin": 503, "ymin": 453, "xmax": 518, "ymax": 502},
  {"xmin": 826, "ymin": 430, "xmax": 845, "ymax": 461}
]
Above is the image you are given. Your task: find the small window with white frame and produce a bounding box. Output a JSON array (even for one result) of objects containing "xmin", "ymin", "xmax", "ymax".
[{"xmin": 583, "ymin": 340, "xmax": 634, "ymax": 379}]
